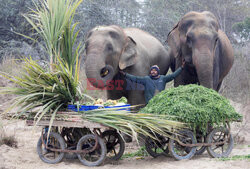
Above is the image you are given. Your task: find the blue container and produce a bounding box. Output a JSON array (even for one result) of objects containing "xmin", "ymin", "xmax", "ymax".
[
  {"xmin": 104, "ymin": 104, "xmax": 131, "ymax": 111},
  {"xmin": 67, "ymin": 104, "xmax": 131, "ymax": 112},
  {"xmin": 67, "ymin": 105, "xmax": 101, "ymax": 112}
]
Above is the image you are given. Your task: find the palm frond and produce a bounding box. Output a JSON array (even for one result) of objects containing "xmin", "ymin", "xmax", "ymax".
[{"xmin": 82, "ymin": 109, "xmax": 187, "ymax": 141}]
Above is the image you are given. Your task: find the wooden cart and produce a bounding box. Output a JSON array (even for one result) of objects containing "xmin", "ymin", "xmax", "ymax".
[
  {"xmin": 26, "ymin": 111, "xmax": 125, "ymax": 167},
  {"xmin": 144, "ymin": 122, "xmax": 234, "ymax": 160}
]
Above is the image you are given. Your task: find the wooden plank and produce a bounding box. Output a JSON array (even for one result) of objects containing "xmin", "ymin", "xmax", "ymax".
[{"xmin": 26, "ymin": 120, "xmax": 109, "ymax": 129}]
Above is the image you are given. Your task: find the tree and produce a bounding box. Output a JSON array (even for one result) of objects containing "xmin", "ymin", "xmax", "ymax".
[
  {"xmin": 75, "ymin": 0, "xmax": 141, "ymax": 37},
  {"xmin": 192, "ymin": 0, "xmax": 250, "ymax": 41},
  {"xmin": 233, "ymin": 17, "xmax": 250, "ymax": 43},
  {"xmin": 141, "ymin": 0, "xmax": 198, "ymax": 43}
]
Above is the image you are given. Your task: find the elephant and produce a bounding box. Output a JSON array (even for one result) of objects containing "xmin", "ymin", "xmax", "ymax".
[
  {"xmin": 167, "ymin": 11, "xmax": 234, "ymax": 91},
  {"xmin": 84, "ymin": 25, "xmax": 171, "ymax": 105}
]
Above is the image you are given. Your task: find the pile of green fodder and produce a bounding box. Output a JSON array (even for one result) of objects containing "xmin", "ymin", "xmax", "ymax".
[{"xmin": 140, "ymin": 84, "xmax": 242, "ymax": 134}]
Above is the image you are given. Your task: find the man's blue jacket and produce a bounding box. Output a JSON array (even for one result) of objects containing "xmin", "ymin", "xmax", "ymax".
[{"xmin": 125, "ymin": 67, "xmax": 182, "ymax": 103}]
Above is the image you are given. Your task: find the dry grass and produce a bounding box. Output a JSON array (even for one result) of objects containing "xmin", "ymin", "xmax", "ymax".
[
  {"xmin": 0, "ymin": 135, "xmax": 18, "ymax": 148},
  {"xmin": 0, "ymin": 55, "xmax": 24, "ymax": 76},
  {"xmin": 0, "ymin": 117, "xmax": 17, "ymax": 148}
]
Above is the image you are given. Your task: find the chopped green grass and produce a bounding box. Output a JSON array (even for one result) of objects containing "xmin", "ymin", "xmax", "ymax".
[
  {"xmin": 140, "ymin": 84, "xmax": 242, "ymax": 134},
  {"xmin": 121, "ymin": 147, "xmax": 149, "ymax": 159}
]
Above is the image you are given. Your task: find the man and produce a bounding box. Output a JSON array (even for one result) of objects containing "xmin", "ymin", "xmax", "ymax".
[
  {"xmin": 119, "ymin": 61, "xmax": 185, "ymax": 143},
  {"xmin": 120, "ymin": 60, "xmax": 185, "ymax": 104}
]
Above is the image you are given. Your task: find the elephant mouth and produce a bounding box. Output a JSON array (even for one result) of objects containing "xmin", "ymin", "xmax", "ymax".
[
  {"xmin": 100, "ymin": 67, "xmax": 110, "ymax": 78},
  {"xmin": 98, "ymin": 65, "xmax": 115, "ymax": 88}
]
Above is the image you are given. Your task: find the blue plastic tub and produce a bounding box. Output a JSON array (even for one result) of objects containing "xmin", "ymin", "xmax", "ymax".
[
  {"xmin": 67, "ymin": 104, "xmax": 131, "ymax": 112},
  {"xmin": 104, "ymin": 104, "xmax": 131, "ymax": 111},
  {"xmin": 67, "ymin": 105, "xmax": 101, "ymax": 112}
]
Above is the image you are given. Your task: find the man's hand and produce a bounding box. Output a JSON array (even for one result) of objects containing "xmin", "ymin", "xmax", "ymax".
[{"xmin": 181, "ymin": 59, "xmax": 186, "ymax": 68}]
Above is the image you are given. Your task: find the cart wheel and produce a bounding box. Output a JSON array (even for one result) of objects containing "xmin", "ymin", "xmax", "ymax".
[
  {"xmin": 206, "ymin": 127, "xmax": 233, "ymax": 158},
  {"xmin": 145, "ymin": 134, "xmax": 169, "ymax": 158},
  {"xmin": 168, "ymin": 130, "xmax": 197, "ymax": 160},
  {"xmin": 37, "ymin": 132, "xmax": 66, "ymax": 164},
  {"xmin": 77, "ymin": 134, "xmax": 107, "ymax": 166},
  {"xmin": 102, "ymin": 130, "xmax": 125, "ymax": 160}
]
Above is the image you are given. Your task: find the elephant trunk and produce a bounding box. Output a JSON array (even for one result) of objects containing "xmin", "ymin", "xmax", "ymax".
[
  {"xmin": 192, "ymin": 48, "xmax": 213, "ymax": 88},
  {"xmin": 85, "ymin": 53, "xmax": 114, "ymax": 88}
]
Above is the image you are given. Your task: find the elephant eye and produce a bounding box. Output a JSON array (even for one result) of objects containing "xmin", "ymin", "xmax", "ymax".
[
  {"xmin": 186, "ymin": 35, "xmax": 193, "ymax": 48},
  {"xmin": 85, "ymin": 41, "xmax": 89, "ymax": 49},
  {"xmin": 180, "ymin": 20, "xmax": 193, "ymax": 31},
  {"xmin": 106, "ymin": 43, "xmax": 113, "ymax": 52},
  {"xmin": 215, "ymin": 37, "xmax": 219, "ymax": 45},
  {"xmin": 85, "ymin": 41, "xmax": 89, "ymax": 54},
  {"xmin": 109, "ymin": 31, "xmax": 119, "ymax": 39}
]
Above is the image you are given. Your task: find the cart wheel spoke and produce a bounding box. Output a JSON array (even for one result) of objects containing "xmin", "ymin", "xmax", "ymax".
[
  {"xmin": 154, "ymin": 146, "xmax": 157, "ymax": 153},
  {"xmin": 107, "ymin": 135, "xmax": 111, "ymax": 143},
  {"xmin": 212, "ymin": 146, "xmax": 220, "ymax": 151},
  {"xmin": 113, "ymin": 147, "xmax": 117, "ymax": 155},
  {"xmin": 114, "ymin": 140, "xmax": 119, "ymax": 147}
]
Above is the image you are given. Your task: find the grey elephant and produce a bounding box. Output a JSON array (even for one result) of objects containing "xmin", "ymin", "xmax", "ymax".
[
  {"xmin": 84, "ymin": 25, "xmax": 171, "ymax": 105},
  {"xmin": 167, "ymin": 11, "xmax": 234, "ymax": 91}
]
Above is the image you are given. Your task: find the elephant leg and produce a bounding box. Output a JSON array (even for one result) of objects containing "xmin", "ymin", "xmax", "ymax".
[
  {"xmin": 127, "ymin": 90, "xmax": 146, "ymax": 111},
  {"xmin": 174, "ymin": 73, "xmax": 186, "ymax": 87},
  {"xmin": 107, "ymin": 89, "xmax": 125, "ymax": 100}
]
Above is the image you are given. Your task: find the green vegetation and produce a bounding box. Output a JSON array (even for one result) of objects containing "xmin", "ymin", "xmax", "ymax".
[
  {"xmin": 0, "ymin": 0, "xmax": 87, "ymax": 136},
  {"xmin": 233, "ymin": 17, "xmax": 250, "ymax": 41},
  {"xmin": 122, "ymin": 147, "xmax": 148, "ymax": 159},
  {"xmin": 0, "ymin": 56, "xmax": 84, "ymax": 117},
  {"xmin": 219, "ymin": 154, "xmax": 250, "ymax": 161},
  {"xmin": 23, "ymin": 0, "xmax": 84, "ymax": 71},
  {"xmin": 140, "ymin": 84, "xmax": 242, "ymax": 134}
]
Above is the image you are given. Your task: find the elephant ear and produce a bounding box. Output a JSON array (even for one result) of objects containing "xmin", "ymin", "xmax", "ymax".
[
  {"xmin": 167, "ymin": 22, "xmax": 181, "ymax": 58},
  {"xmin": 167, "ymin": 22, "xmax": 181, "ymax": 72},
  {"xmin": 119, "ymin": 36, "xmax": 137, "ymax": 70}
]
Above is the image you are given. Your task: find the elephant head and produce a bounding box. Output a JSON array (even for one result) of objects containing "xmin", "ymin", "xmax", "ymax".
[
  {"xmin": 84, "ymin": 25, "xmax": 137, "ymax": 88},
  {"xmin": 167, "ymin": 11, "xmax": 233, "ymax": 90}
]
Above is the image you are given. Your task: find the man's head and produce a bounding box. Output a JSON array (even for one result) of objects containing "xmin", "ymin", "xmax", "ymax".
[{"xmin": 150, "ymin": 65, "xmax": 160, "ymax": 78}]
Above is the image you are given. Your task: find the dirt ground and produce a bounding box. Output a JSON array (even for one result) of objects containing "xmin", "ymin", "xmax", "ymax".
[{"xmin": 0, "ymin": 101, "xmax": 249, "ymax": 169}]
